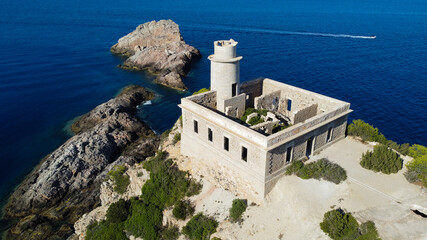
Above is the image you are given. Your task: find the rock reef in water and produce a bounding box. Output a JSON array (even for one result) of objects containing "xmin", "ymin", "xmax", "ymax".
[
  {"xmin": 3, "ymin": 85, "xmax": 159, "ymax": 239},
  {"xmin": 111, "ymin": 20, "xmax": 201, "ymax": 90}
]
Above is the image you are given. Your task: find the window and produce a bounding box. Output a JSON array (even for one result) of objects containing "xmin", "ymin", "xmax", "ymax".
[
  {"xmin": 327, "ymin": 127, "xmax": 333, "ymax": 142},
  {"xmin": 193, "ymin": 120, "xmax": 198, "ymax": 133},
  {"xmin": 232, "ymin": 83, "xmax": 237, "ymax": 97},
  {"xmin": 224, "ymin": 137, "xmax": 229, "ymax": 151},
  {"xmin": 208, "ymin": 128, "xmax": 213, "ymax": 142},
  {"xmin": 287, "ymin": 99, "xmax": 292, "ymax": 111},
  {"xmin": 286, "ymin": 146, "xmax": 292, "ymax": 163},
  {"xmin": 241, "ymin": 146, "xmax": 248, "ymax": 162}
]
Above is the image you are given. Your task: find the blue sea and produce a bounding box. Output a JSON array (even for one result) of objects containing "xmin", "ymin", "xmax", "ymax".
[{"xmin": 0, "ymin": 0, "xmax": 426, "ymax": 215}]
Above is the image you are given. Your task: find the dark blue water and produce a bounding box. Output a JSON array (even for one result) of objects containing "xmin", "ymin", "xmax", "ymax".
[{"xmin": 0, "ymin": 0, "xmax": 426, "ymax": 210}]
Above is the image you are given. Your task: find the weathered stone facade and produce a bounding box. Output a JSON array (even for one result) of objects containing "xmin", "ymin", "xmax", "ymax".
[{"xmin": 179, "ymin": 40, "xmax": 352, "ymax": 202}]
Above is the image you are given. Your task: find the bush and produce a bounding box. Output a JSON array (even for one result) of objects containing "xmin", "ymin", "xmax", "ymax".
[
  {"xmin": 347, "ymin": 119, "xmax": 387, "ymax": 144},
  {"xmin": 85, "ymin": 221, "xmax": 127, "ymax": 240},
  {"xmin": 320, "ymin": 210, "xmax": 381, "ymax": 240},
  {"xmin": 107, "ymin": 165, "xmax": 130, "ymax": 194},
  {"xmin": 285, "ymin": 160, "xmax": 304, "ymax": 175},
  {"xmin": 124, "ymin": 199, "xmax": 163, "ymax": 240},
  {"xmin": 186, "ymin": 179, "xmax": 203, "ymax": 197},
  {"xmin": 286, "ymin": 159, "xmax": 347, "ymax": 184},
  {"xmin": 106, "ymin": 199, "xmax": 130, "ymax": 224},
  {"xmin": 405, "ymin": 154, "xmax": 427, "ymax": 187},
  {"xmin": 356, "ymin": 221, "xmax": 381, "ymax": 240},
  {"xmin": 386, "ymin": 140, "xmax": 410, "ymax": 156},
  {"xmin": 240, "ymin": 108, "xmax": 268, "ymax": 123},
  {"xmin": 173, "ymin": 199, "xmax": 195, "ymax": 220},
  {"xmin": 272, "ymin": 123, "xmax": 291, "ymax": 133},
  {"xmin": 247, "ymin": 115, "xmax": 264, "ymax": 125},
  {"xmin": 182, "ymin": 213, "xmax": 218, "ymax": 240},
  {"xmin": 161, "ymin": 225, "xmax": 180, "ymax": 240},
  {"xmin": 173, "ymin": 133, "xmax": 181, "ymax": 144},
  {"xmin": 360, "ymin": 145, "xmax": 402, "ymax": 174},
  {"xmin": 320, "ymin": 209, "xmax": 359, "ymax": 240},
  {"xmin": 141, "ymin": 156, "xmax": 191, "ymax": 209},
  {"xmin": 229, "ymin": 199, "xmax": 247, "ymax": 222},
  {"xmin": 408, "ymin": 144, "xmax": 427, "ymax": 158}
]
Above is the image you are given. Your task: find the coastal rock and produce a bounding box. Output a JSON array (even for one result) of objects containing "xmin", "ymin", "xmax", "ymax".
[
  {"xmin": 155, "ymin": 70, "xmax": 186, "ymax": 90},
  {"xmin": 4, "ymin": 85, "xmax": 159, "ymax": 239},
  {"xmin": 111, "ymin": 20, "xmax": 201, "ymax": 90}
]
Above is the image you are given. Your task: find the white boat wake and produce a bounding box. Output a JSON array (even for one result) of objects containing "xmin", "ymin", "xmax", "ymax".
[{"xmin": 201, "ymin": 24, "xmax": 376, "ymax": 39}]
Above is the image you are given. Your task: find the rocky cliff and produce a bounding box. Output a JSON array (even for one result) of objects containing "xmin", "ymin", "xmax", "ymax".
[
  {"xmin": 111, "ymin": 20, "xmax": 201, "ymax": 90},
  {"xmin": 3, "ymin": 85, "xmax": 159, "ymax": 240}
]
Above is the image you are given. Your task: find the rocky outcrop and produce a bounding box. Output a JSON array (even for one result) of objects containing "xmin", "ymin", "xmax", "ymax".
[
  {"xmin": 111, "ymin": 20, "xmax": 201, "ymax": 90},
  {"xmin": 3, "ymin": 85, "xmax": 159, "ymax": 240}
]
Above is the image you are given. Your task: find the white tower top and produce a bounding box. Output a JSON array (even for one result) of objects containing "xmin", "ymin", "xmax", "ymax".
[{"xmin": 208, "ymin": 39, "xmax": 243, "ymax": 112}]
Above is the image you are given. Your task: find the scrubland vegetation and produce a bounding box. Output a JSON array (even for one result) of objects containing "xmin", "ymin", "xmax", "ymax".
[
  {"xmin": 320, "ymin": 209, "xmax": 381, "ymax": 240},
  {"xmin": 229, "ymin": 199, "xmax": 248, "ymax": 222},
  {"xmin": 86, "ymin": 151, "xmax": 205, "ymax": 240},
  {"xmin": 286, "ymin": 158, "xmax": 347, "ymax": 184}
]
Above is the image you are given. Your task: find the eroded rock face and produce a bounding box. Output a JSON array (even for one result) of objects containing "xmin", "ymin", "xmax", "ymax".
[
  {"xmin": 111, "ymin": 20, "xmax": 201, "ymax": 90},
  {"xmin": 3, "ymin": 85, "xmax": 159, "ymax": 240}
]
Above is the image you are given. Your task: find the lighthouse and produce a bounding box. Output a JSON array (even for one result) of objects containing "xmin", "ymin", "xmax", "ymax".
[{"xmin": 208, "ymin": 39, "xmax": 243, "ymax": 112}]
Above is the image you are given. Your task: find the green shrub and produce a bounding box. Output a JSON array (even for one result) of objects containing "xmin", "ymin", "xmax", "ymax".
[
  {"xmin": 320, "ymin": 209, "xmax": 359, "ymax": 240},
  {"xmin": 229, "ymin": 199, "xmax": 248, "ymax": 222},
  {"xmin": 347, "ymin": 120, "xmax": 387, "ymax": 144},
  {"xmin": 356, "ymin": 221, "xmax": 381, "ymax": 240},
  {"xmin": 211, "ymin": 238, "xmax": 222, "ymax": 240},
  {"xmin": 173, "ymin": 133, "xmax": 181, "ymax": 144},
  {"xmin": 247, "ymin": 115, "xmax": 264, "ymax": 125},
  {"xmin": 286, "ymin": 159, "xmax": 347, "ymax": 184},
  {"xmin": 124, "ymin": 199, "xmax": 163, "ymax": 240},
  {"xmin": 360, "ymin": 145, "xmax": 402, "ymax": 174},
  {"xmin": 179, "ymin": 115, "xmax": 183, "ymax": 127},
  {"xmin": 186, "ymin": 179, "xmax": 203, "ymax": 197},
  {"xmin": 173, "ymin": 199, "xmax": 195, "ymax": 220},
  {"xmin": 285, "ymin": 160, "xmax": 304, "ymax": 175},
  {"xmin": 106, "ymin": 199, "xmax": 130, "ymax": 224},
  {"xmin": 161, "ymin": 225, "xmax": 180, "ymax": 240},
  {"xmin": 107, "ymin": 165, "xmax": 130, "ymax": 194},
  {"xmin": 408, "ymin": 144, "xmax": 427, "ymax": 158},
  {"xmin": 272, "ymin": 123, "xmax": 291, "ymax": 133},
  {"xmin": 320, "ymin": 210, "xmax": 381, "ymax": 240},
  {"xmin": 405, "ymin": 154, "xmax": 427, "ymax": 187},
  {"xmin": 192, "ymin": 88, "xmax": 210, "ymax": 95},
  {"xmin": 85, "ymin": 221, "xmax": 127, "ymax": 240},
  {"xmin": 240, "ymin": 108, "xmax": 268, "ymax": 123},
  {"xmin": 182, "ymin": 213, "xmax": 218, "ymax": 240},
  {"xmin": 386, "ymin": 140, "xmax": 410, "ymax": 156}
]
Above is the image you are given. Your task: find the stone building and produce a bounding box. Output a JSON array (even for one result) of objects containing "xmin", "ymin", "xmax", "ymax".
[{"xmin": 179, "ymin": 39, "xmax": 352, "ymax": 201}]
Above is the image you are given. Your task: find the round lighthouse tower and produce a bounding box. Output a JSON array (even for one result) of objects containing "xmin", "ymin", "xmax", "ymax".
[{"xmin": 208, "ymin": 39, "xmax": 243, "ymax": 112}]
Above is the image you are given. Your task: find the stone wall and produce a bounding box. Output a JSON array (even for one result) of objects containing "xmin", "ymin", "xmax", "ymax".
[
  {"xmin": 239, "ymin": 78, "xmax": 264, "ymax": 108},
  {"xmin": 224, "ymin": 93, "xmax": 246, "ymax": 118},
  {"xmin": 291, "ymin": 103, "xmax": 318, "ymax": 124},
  {"xmin": 254, "ymin": 90, "xmax": 281, "ymax": 112}
]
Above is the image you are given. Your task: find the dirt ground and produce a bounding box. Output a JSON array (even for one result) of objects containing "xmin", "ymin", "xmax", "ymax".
[{"xmin": 164, "ymin": 136, "xmax": 427, "ymax": 240}]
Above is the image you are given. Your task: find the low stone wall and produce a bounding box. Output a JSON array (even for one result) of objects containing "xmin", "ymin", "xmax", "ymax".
[
  {"xmin": 224, "ymin": 93, "xmax": 246, "ymax": 118},
  {"xmin": 254, "ymin": 90, "xmax": 281, "ymax": 112}
]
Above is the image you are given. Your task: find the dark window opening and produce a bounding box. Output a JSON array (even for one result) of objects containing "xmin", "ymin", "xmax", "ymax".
[
  {"xmin": 327, "ymin": 127, "xmax": 333, "ymax": 142},
  {"xmin": 193, "ymin": 120, "xmax": 198, "ymax": 133},
  {"xmin": 241, "ymin": 146, "xmax": 248, "ymax": 161},
  {"xmin": 287, "ymin": 99, "xmax": 292, "ymax": 111},
  {"xmin": 232, "ymin": 83, "xmax": 237, "ymax": 97},
  {"xmin": 286, "ymin": 146, "xmax": 292, "ymax": 163},
  {"xmin": 306, "ymin": 137, "xmax": 313, "ymax": 157},
  {"xmin": 208, "ymin": 128, "xmax": 213, "ymax": 142},
  {"xmin": 224, "ymin": 137, "xmax": 229, "ymax": 151}
]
